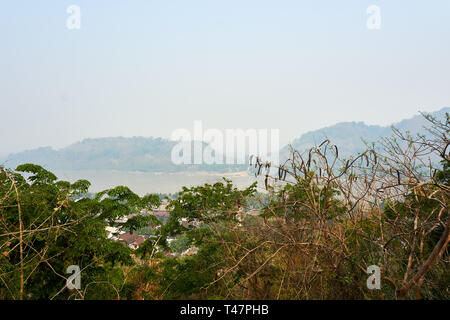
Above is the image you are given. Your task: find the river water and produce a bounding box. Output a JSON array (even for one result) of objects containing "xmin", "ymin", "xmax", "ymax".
[{"xmin": 52, "ymin": 169, "xmax": 266, "ymax": 195}]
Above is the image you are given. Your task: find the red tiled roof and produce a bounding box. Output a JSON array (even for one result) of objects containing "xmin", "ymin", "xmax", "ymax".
[{"xmin": 119, "ymin": 233, "xmax": 146, "ymax": 246}]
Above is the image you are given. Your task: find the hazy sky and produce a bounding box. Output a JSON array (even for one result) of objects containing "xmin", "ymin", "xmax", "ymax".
[{"xmin": 1, "ymin": 0, "xmax": 449, "ymax": 157}]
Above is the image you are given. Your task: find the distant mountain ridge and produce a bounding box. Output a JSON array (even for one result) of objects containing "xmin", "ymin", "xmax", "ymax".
[
  {"xmin": 283, "ymin": 107, "xmax": 449, "ymax": 158},
  {"xmin": 2, "ymin": 137, "xmax": 245, "ymax": 173},
  {"xmin": 2, "ymin": 107, "xmax": 449, "ymax": 172}
]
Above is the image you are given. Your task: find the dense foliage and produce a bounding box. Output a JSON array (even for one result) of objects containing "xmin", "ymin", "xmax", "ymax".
[{"xmin": 0, "ymin": 113, "xmax": 448, "ymax": 300}]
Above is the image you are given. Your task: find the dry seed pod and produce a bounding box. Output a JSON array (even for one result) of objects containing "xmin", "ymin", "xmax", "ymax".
[
  {"xmin": 307, "ymin": 151, "xmax": 312, "ymax": 168},
  {"xmin": 278, "ymin": 167, "xmax": 283, "ymax": 180},
  {"xmin": 370, "ymin": 150, "xmax": 377, "ymax": 164},
  {"xmin": 265, "ymin": 163, "xmax": 271, "ymax": 175},
  {"xmin": 319, "ymin": 139, "xmax": 329, "ymax": 148}
]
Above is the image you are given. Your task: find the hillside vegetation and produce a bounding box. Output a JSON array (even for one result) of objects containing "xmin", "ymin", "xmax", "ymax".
[{"xmin": 0, "ymin": 112, "xmax": 448, "ymax": 300}]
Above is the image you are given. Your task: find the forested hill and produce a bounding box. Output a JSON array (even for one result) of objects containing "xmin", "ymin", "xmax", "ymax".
[
  {"xmin": 283, "ymin": 107, "xmax": 450, "ymax": 158},
  {"xmin": 2, "ymin": 137, "xmax": 245, "ymax": 173}
]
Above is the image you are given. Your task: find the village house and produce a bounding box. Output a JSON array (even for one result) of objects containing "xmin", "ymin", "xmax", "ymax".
[{"xmin": 118, "ymin": 232, "xmax": 147, "ymax": 250}]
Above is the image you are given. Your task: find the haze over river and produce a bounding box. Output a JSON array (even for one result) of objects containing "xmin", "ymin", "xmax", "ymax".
[{"xmin": 52, "ymin": 170, "xmax": 266, "ymax": 196}]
